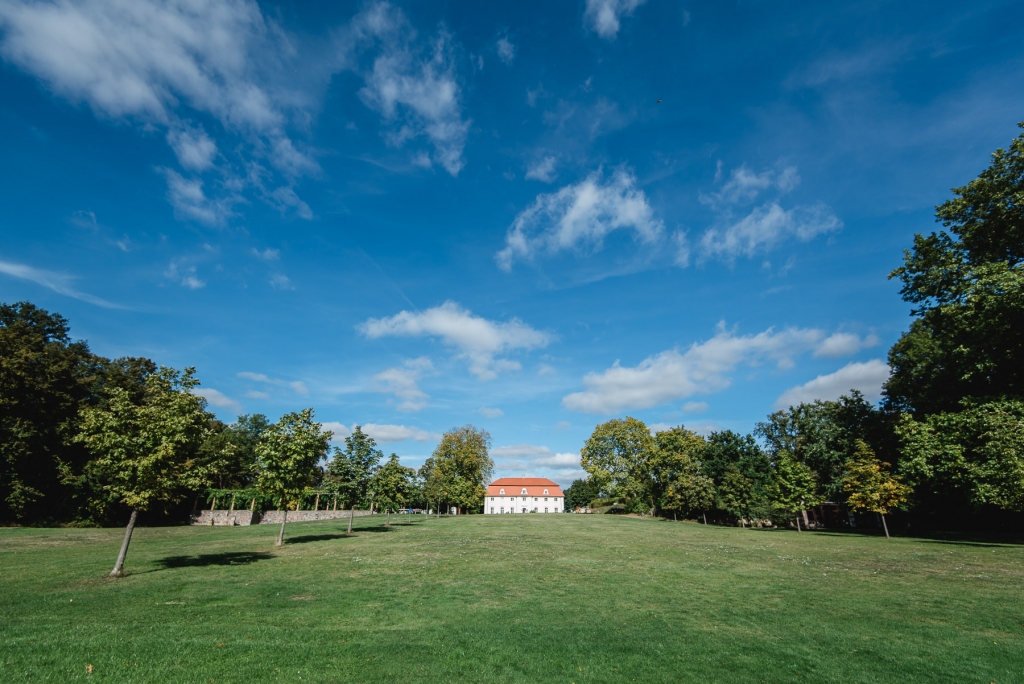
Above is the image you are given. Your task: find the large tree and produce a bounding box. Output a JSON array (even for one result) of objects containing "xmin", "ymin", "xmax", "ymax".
[
  {"xmin": 767, "ymin": 452, "xmax": 823, "ymax": 531},
  {"xmin": 74, "ymin": 366, "xmax": 212, "ymax": 576},
  {"xmin": 843, "ymin": 440, "xmax": 910, "ymax": 539},
  {"xmin": 580, "ymin": 417, "xmax": 655, "ymax": 507},
  {"xmin": 254, "ymin": 409, "xmax": 332, "ymax": 546},
  {"xmin": 420, "ymin": 425, "xmax": 492, "ymax": 514},
  {"xmin": 0, "ymin": 302, "xmax": 101, "ymax": 522},
  {"xmin": 886, "ymin": 124, "xmax": 1024, "ymax": 415},
  {"xmin": 564, "ymin": 478, "xmax": 601, "ymax": 512},
  {"xmin": 652, "ymin": 427, "xmax": 713, "ymax": 519}
]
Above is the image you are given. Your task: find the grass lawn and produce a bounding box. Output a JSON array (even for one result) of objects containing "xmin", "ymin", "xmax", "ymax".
[{"xmin": 1, "ymin": 514, "xmax": 1022, "ymax": 683}]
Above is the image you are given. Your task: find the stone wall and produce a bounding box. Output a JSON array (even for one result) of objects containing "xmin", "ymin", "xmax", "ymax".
[{"xmin": 189, "ymin": 508, "xmax": 373, "ymax": 526}]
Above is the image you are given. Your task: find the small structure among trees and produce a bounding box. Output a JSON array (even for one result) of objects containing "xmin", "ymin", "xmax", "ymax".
[{"xmin": 485, "ymin": 478, "xmax": 564, "ymax": 514}]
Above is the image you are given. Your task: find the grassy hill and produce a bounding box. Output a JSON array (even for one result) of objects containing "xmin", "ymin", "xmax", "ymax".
[{"xmin": 2, "ymin": 514, "xmax": 1021, "ymax": 683}]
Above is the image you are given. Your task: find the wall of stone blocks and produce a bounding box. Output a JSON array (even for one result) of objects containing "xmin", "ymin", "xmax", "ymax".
[{"xmin": 189, "ymin": 509, "xmax": 373, "ymax": 526}]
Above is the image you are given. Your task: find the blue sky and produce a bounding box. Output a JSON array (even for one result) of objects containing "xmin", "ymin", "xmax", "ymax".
[{"xmin": 2, "ymin": 0, "xmax": 1023, "ymax": 486}]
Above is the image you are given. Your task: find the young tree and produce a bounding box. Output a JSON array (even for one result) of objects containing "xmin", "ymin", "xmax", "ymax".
[
  {"xmin": 369, "ymin": 453, "xmax": 415, "ymax": 526},
  {"xmin": 580, "ymin": 417, "xmax": 655, "ymax": 508},
  {"xmin": 420, "ymin": 425, "xmax": 493, "ymax": 514},
  {"xmin": 74, "ymin": 366, "xmax": 212, "ymax": 576},
  {"xmin": 842, "ymin": 440, "xmax": 910, "ymax": 539},
  {"xmin": 325, "ymin": 426, "xmax": 382, "ymax": 509},
  {"xmin": 254, "ymin": 409, "xmax": 332, "ymax": 546},
  {"xmin": 768, "ymin": 452, "xmax": 823, "ymax": 531}
]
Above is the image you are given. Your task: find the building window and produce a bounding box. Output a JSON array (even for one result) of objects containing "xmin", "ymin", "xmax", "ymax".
[
  {"xmin": 499, "ymin": 489, "xmax": 505, "ymax": 495},
  {"xmin": 521, "ymin": 488, "xmax": 527, "ymax": 495},
  {"xmin": 544, "ymin": 497, "xmax": 548, "ymax": 501},
  {"xmin": 534, "ymin": 497, "xmax": 538, "ymax": 501},
  {"xmin": 543, "ymin": 489, "xmax": 549, "ymax": 495},
  {"xmin": 544, "ymin": 508, "xmax": 548, "ymax": 513},
  {"xmin": 490, "ymin": 507, "xmax": 494, "ymax": 514},
  {"xmin": 490, "ymin": 497, "xmax": 494, "ymax": 501},
  {"xmin": 500, "ymin": 507, "xmax": 504, "ymax": 514}
]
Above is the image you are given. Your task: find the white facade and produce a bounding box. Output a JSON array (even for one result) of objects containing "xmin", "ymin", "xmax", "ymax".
[{"xmin": 484, "ymin": 478, "xmax": 564, "ymax": 514}]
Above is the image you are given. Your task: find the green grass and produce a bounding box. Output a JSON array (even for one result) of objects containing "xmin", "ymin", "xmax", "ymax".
[{"xmin": 2, "ymin": 515, "xmax": 1022, "ymax": 683}]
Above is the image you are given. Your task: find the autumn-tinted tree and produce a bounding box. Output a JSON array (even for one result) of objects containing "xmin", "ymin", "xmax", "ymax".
[
  {"xmin": 254, "ymin": 409, "xmax": 332, "ymax": 546},
  {"xmin": 842, "ymin": 440, "xmax": 910, "ymax": 539},
  {"xmin": 74, "ymin": 366, "xmax": 212, "ymax": 576}
]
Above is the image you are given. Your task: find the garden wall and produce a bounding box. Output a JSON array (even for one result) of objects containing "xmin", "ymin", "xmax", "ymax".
[{"xmin": 189, "ymin": 509, "xmax": 372, "ymax": 526}]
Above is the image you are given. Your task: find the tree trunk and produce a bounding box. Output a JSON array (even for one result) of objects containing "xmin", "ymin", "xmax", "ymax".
[
  {"xmin": 347, "ymin": 504, "xmax": 355, "ymax": 535},
  {"xmin": 802, "ymin": 509, "xmax": 810, "ymax": 529},
  {"xmin": 881, "ymin": 513, "xmax": 891, "ymax": 540},
  {"xmin": 702, "ymin": 512, "xmax": 708, "ymax": 525},
  {"xmin": 386, "ymin": 510, "xmax": 391, "ymax": 527},
  {"xmin": 210, "ymin": 495, "xmax": 216, "ymax": 511},
  {"xmin": 277, "ymin": 508, "xmax": 287, "ymax": 546},
  {"xmin": 673, "ymin": 511, "xmax": 677, "ymax": 522},
  {"xmin": 193, "ymin": 495, "xmax": 199, "ymax": 511},
  {"xmin": 795, "ymin": 515, "xmax": 802, "ymax": 532},
  {"xmin": 110, "ymin": 508, "xmax": 138, "ymax": 577},
  {"xmin": 229, "ymin": 494, "xmax": 236, "ymax": 513},
  {"xmin": 314, "ymin": 493, "xmax": 319, "ymax": 511}
]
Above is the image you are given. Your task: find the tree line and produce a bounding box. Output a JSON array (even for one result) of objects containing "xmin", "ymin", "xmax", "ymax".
[{"xmin": 565, "ymin": 124, "xmax": 1024, "ymax": 534}]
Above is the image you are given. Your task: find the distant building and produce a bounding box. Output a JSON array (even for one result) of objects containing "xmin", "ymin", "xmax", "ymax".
[{"xmin": 485, "ymin": 477, "xmax": 564, "ymax": 514}]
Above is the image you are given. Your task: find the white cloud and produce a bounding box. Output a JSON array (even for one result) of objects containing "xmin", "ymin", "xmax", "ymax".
[
  {"xmin": 321, "ymin": 422, "xmax": 438, "ymax": 443},
  {"xmin": 496, "ymin": 168, "xmax": 663, "ymax": 271},
  {"xmin": 701, "ymin": 165, "xmax": 799, "ymax": 208},
  {"xmin": 774, "ymin": 359, "xmax": 891, "ymax": 409},
  {"xmin": 814, "ymin": 332, "xmax": 881, "ymax": 358},
  {"xmin": 371, "ymin": 357, "xmax": 433, "ymax": 411},
  {"xmin": 167, "ymin": 125, "xmax": 217, "ymax": 172},
  {"xmin": 345, "ymin": 3, "xmax": 470, "ymax": 175},
  {"xmin": 563, "ymin": 323, "xmax": 827, "ymax": 414},
  {"xmin": 192, "ymin": 388, "xmax": 241, "ymax": 413},
  {"xmin": 244, "ymin": 390, "xmax": 269, "ymax": 399},
  {"xmin": 161, "ymin": 169, "xmax": 237, "ymax": 227},
  {"xmin": 165, "ymin": 260, "xmax": 205, "ymax": 289},
  {"xmin": 496, "ymin": 36, "xmax": 515, "ymax": 65},
  {"xmin": 584, "ymin": 0, "xmax": 647, "ymax": 40},
  {"xmin": 491, "ymin": 443, "xmax": 584, "ymax": 486},
  {"xmin": 0, "ymin": 257, "xmax": 119, "ymax": 307},
  {"xmin": 359, "ymin": 302, "xmax": 550, "ymax": 380},
  {"xmin": 251, "ymin": 247, "xmax": 279, "ymax": 261},
  {"xmin": 699, "ymin": 202, "xmax": 842, "ymax": 262},
  {"xmin": 525, "ymin": 156, "xmax": 557, "ymax": 183},
  {"xmin": 478, "ymin": 407, "xmax": 504, "ymax": 418},
  {"xmin": 0, "ymin": 0, "xmax": 318, "ymax": 218},
  {"xmin": 682, "ymin": 401, "xmax": 708, "ymax": 413},
  {"xmin": 237, "ymin": 371, "xmax": 308, "ymax": 395},
  {"xmin": 269, "ymin": 273, "xmax": 294, "ymax": 290}
]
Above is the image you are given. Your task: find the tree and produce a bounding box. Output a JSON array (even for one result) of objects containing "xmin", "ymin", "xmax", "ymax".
[
  {"xmin": 195, "ymin": 413, "xmax": 269, "ymax": 492},
  {"xmin": 895, "ymin": 400, "xmax": 1024, "ymax": 515},
  {"xmin": 369, "ymin": 453, "xmax": 415, "ymax": 526},
  {"xmin": 0, "ymin": 302, "xmax": 101, "ymax": 522},
  {"xmin": 886, "ymin": 124, "xmax": 1024, "ymax": 415},
  {"xmin": 74, "ymin": 366, "xmax": 212, "ymax": 576},
  {"xmin": 420, "ymin": 425, "xmax": 493, "ymax": 514},
  {"xmin": 717, "ymin": 465, "xmax": 760, "ymax": 525},
  {"xmin": 254, "ymin": 409, "xmax": 332, "ymax": 546},
  {"xmin": 842, "ymin": 440, "xmax": 910, "ymax": 539},
  {"xmin": 580, "ymin": 417, "xmax": 655, "ymax": 509},
  {"xmin": 652, "ymin": 427, "xmax": 713, "ymax": 519},
  {"xmin": 325, "ymin": 426, "xmax": 382, "ymax": 509},
  {"xmin": 767, "ymin": 452, "xmax": 823, "ymax": 531},
  {"xmin": 564, "ymin": 478, "xmax": 600, "ymax": 512}
]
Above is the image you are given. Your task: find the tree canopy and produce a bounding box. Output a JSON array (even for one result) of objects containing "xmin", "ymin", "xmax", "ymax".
[{"xmin": 420, "ymin": 425, "xmax": 492, "ymax": 513}]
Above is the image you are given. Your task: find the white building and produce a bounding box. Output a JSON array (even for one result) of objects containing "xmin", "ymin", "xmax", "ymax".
[{"xmin": 485, "ymin": 477, "xmax": 564, "ymax": 514}]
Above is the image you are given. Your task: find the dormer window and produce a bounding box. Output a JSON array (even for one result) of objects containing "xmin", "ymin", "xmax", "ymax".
[
  {"xmin": 499, "ymin": 489, "xmax": 505, "ymax": 495},
  {"xmin": 543, "ymin": 489, "xmax": 549, "ymax": 495},
  {"xmin": 521, "ymin": 488, "xmax": 527, "ymax": 495}
]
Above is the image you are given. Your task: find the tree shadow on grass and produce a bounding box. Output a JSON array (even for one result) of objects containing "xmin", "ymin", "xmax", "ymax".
[
  {"xmin": 284, "ymin": 526, "xmax": 396, "ymax": 545},
  {"xmin": 155, "ymin": 551, "xmax": 273, "ymax": 570},
  {"xmin": 807, "ymin": 529, "xmax": 1023, "ymax": 547}
]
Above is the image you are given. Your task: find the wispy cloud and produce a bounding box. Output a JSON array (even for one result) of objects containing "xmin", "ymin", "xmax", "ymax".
[
  {"xmin": 360, "ymin": 302, "xmax": 550, "ymax": 380},
  {"xmin": 0, "ymin": 258, "xmax": 120, "ymax": 308},
  {"xmin": 237, "ymin": 371, "xmax": 308, "ymax": 395},
  {"xmin": 192, "ymin": 388, "xmax": 241, "ymax": 413},
  {"xmin": 370, "ymin": 357, "xmax": 433, "ymax": 411},
  {"xmin": 491, "ymin": 443, "xmax": 584, "ymax": 486},
  {"xmin": 496, "ymin": 168, "xmax": 663, "ymax": 271},
  {"xmin": 496, "ymin": 36, "xmax": 515, "ymax": 65},
  {"xmin": 775, "ymin": 359, "xmax": 891, "ymax": 409},
  {"xmin": 478, "ymin": 407, "xmax": 504, "ymax": 418},
  {"xmin": 583, "ymin": 0, "xmax": 647, "ymax": 40},
  {"xmin": 525, "ymin": 156, "xmax": 557, "ymax": 183},
  {"xmin": 322, "ymin": 422, "xmax": 439, "ymax": 443}
]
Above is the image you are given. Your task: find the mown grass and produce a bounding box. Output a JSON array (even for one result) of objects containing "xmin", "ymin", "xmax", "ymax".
[{"xmin": 1, "ymin": 514, "xmax": 1022, "ymax": 683}]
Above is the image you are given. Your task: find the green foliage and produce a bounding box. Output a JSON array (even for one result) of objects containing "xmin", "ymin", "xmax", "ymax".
[
  {"xmin": 887, "ymin": 123, "xmax": 1024, "ymax": 414},
  {"xmin": 842, "ymin": 440, "xmax": 910, "ymax": 516},
  {"xmin": 325, "ymin": 426, "xmax": 382, "ymax": 508},
  {"xmin": 652, "ymin": 426, "xmax": 714, "ymax": 515},
  {"xmin": 0, "ymin": 302, "xmax": 101, "ymax": 521},
  {"xmin": 420, "ymin": 425, "xmax": 493, "ymax": 512},
  {"xmin": 896, "ymin": 400, "xmax": 1024, "ymax": 512},
  {"xmin": 716, "ymin": 465, "xmax": 772, "ymax": 523},
  {"xmin": 254, "ymin": 409, "xmax": 332, "ymax": 510},
  {"xmin": 767, "ymin": 451, "xmax": 823, "ymax": 517},
  {"xmin": 73, "ymin": 366, "xmax": 212, "ymax": 513},
  {"xmin": 563, "ymin": 478, "xmax": 600, "ymax": 511},
  {"xmin": 580, "ymin": 417, "xmax": 655, "ymax": 503},
  {"xmin": 370, "ymin": 453, "xmax": 416, "ymax": 514},
  {"xmin": 195, "ymin": 414, "xmax": 269, "ymax": 491}
]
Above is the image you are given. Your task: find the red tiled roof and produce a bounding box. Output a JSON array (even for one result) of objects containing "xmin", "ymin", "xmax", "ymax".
[{"xmin": 487, "ymin": 477, "xmax": 564, "ymax": 497}]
